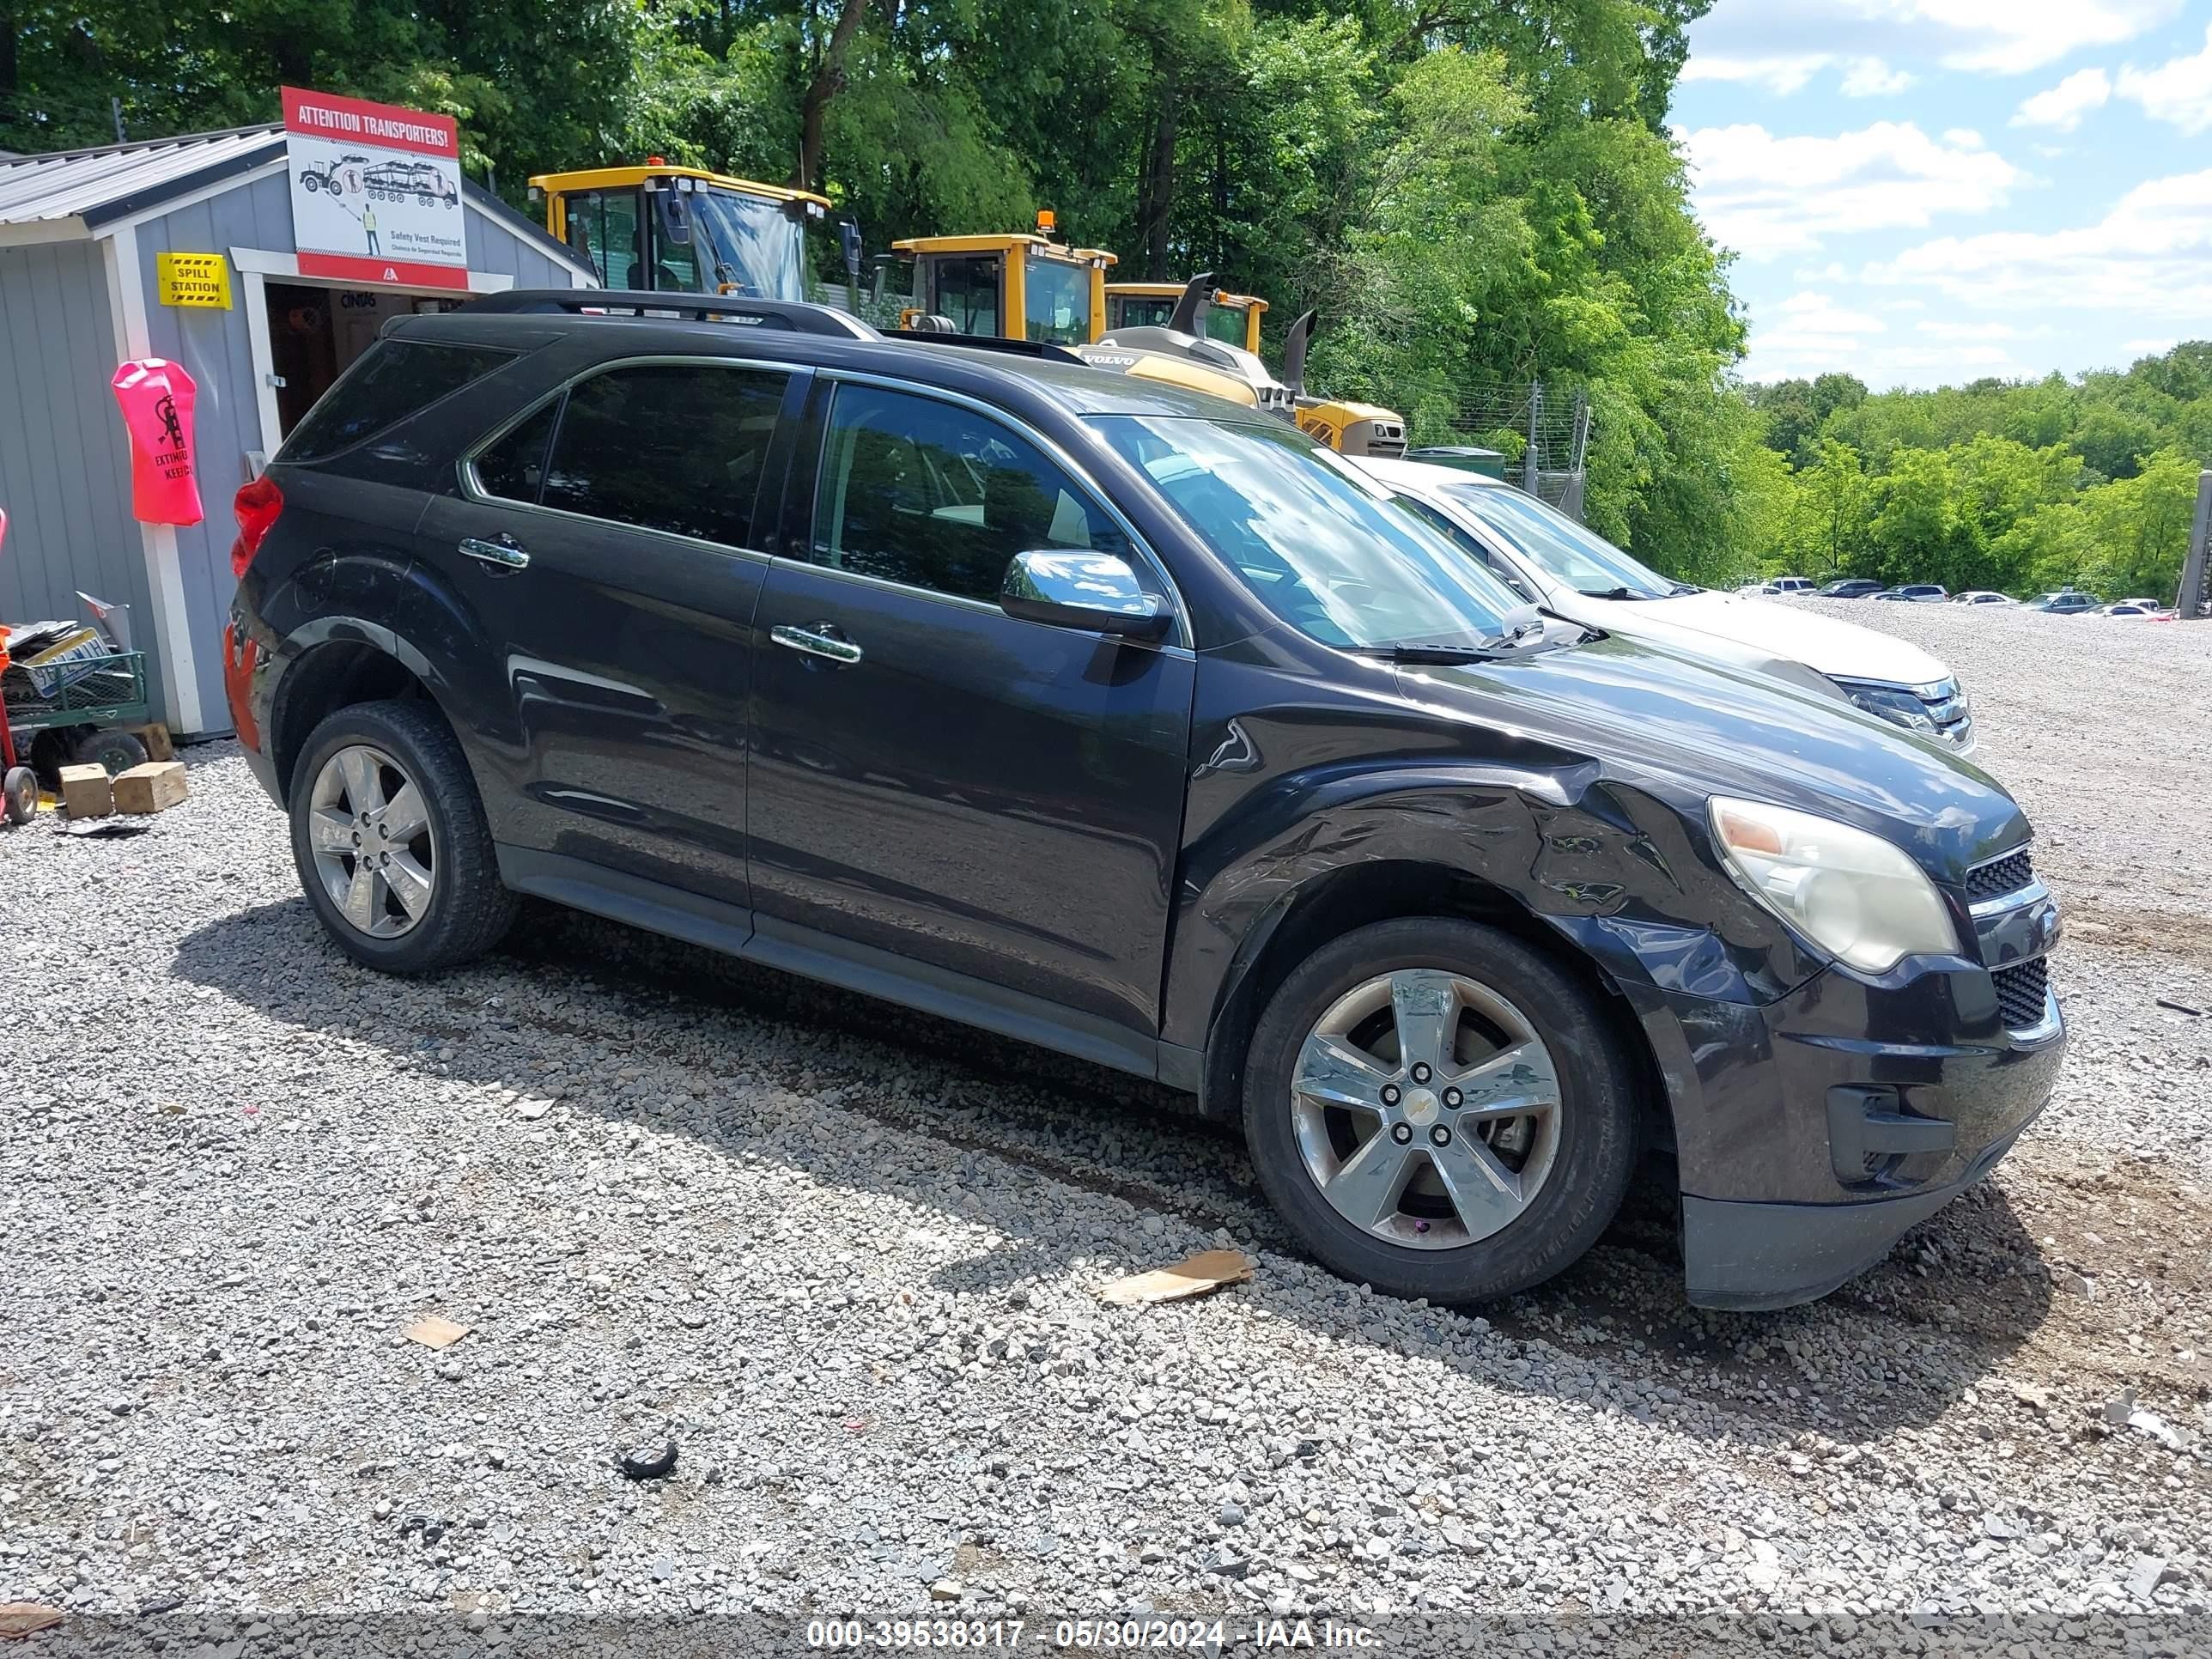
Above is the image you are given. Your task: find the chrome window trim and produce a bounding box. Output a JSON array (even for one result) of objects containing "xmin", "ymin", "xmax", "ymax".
[
  {"xmin": 806, "ymin": 367, "xmax": 1194, "ymax": 651},
  {"xmin": 455, "ymin": 353, "xmax": 806, "ymax": 564}
]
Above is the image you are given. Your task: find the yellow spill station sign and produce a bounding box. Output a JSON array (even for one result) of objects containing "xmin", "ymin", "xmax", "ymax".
[{"xmin": 155, "ymin": 252, "xmax": 233, "ymax": 309}]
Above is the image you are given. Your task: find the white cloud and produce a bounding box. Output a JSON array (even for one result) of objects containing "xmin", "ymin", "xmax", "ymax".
[
  {"xmin": 1686, "ymin": 1, "xmax": 2180, "ymax": 85},
  {"xmin": 1869, "ymin": 167, "xmax": 2212, "ymax": 321},
  {"xmin": 1915, "ymin": 319, "xmax": 2021, "ymax": 340},
  {"xmin": 1942, "ymin": 127, "xmax": 1984, "ymax": 148},
  {"xmin": 2117, "ymin": 23, "xmax": 2212, "ymax": 134},
  {"xmin": 2013, "ymin": 67, "xmax": 2112, "ymax": 131},
  {"xmin": 1680, "ymin": 121, "xmax": 2025, "ymax": 258},
  {"xmin": 1842, "ymin": 57, "xmax": 1917, "ymax": 96}
]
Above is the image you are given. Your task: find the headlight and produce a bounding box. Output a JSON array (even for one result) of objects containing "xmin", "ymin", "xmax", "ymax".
[
  {"xmin": 1709, "ymin": 796, "xmax": 1960, "ymax": 974},
  {"xmin": 1835, "ymin": 679, "xmax": 1937, "ymax": 736}
]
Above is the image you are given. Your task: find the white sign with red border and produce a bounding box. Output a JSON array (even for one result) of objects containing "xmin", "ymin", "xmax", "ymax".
[{"xmin": 283, "ymin": 86, "xmax": 467, "ymax": 290}]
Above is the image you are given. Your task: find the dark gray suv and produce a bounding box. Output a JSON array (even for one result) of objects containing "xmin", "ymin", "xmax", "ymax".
[{"xmin": 222, "ymin": 293, "xmax": 2065, "ymax": 1311}]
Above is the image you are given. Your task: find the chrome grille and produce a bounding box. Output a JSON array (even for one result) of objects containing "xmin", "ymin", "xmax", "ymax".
[
  {"xmin": 1966, "ymin": 848, "xmax": 2034, "ymax": 903},
  {"xmin": 1993, "ymin": 957, "xmax": 2050, "ymax": 1029}
]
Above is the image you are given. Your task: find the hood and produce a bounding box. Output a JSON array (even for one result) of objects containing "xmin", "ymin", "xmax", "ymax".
[
  {"xmin": 1394, "ymin": 631, "xmax": 2024, "ymax": 881},
  {"xmin": 1553, "ymin": 589, "xmax": 1951, "ymax": 690}
]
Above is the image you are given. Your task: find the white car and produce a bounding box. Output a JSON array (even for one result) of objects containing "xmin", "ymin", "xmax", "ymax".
[{"xmin": 1354, "ymin": 458, "xmax": 1977, "ymax": 754}]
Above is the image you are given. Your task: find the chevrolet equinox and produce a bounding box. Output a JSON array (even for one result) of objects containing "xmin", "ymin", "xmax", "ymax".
[{"xmin": 223, "ymin": 292, "xmax": 2066, "ymax": 1311}]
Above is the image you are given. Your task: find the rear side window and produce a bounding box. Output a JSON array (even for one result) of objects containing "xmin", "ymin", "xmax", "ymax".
[
  {"xmin": 473, "ymin": 401, "xmax": 561, "ymax": 503},
  {"xmin": 539, "ymin": 364, "xmax": 790, "ymax": 549},
  {"xmin": 283, "ymin": 339, "xmax": 515, "ymax": 462}
]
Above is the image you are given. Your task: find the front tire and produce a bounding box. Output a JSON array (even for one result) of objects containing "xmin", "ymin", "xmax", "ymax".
[
  {"xmin": 288, "ymin": 700, "xmax": 515, "ymax": 974},
  {"xmin": 1243, "ymin": 917, "xmax": 1638, "ymax": 1304}
]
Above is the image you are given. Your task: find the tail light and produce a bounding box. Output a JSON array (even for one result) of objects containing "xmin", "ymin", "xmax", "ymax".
[{"xmin": 230, "ymin": 474, "xmax": 283, "ymax": 579}]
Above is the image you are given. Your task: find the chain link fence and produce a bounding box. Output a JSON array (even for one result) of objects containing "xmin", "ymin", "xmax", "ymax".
[{"xmin": 1429, "ymin": 383, "xmax": 1593, "ymax": 521}]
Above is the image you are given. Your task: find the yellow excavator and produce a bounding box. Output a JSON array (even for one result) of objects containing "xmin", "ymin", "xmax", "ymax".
[
  {"xmin": 891, "ymin": 212, "xmax": 1115, "ymax": 344},
  {"xmin": 528, "ymin": 160, "xmax": 837, "ymax": 299},
  {"xmin": 890, "ymin": 216, "xmax": 1273, "ymax": 410}
]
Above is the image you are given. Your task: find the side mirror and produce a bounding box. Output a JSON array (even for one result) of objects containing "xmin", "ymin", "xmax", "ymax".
[{"xmin": 1000, "ymin": 550, "xmax": 1172, "ymax": 641}]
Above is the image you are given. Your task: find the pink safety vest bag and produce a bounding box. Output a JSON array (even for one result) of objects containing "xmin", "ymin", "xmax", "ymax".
[{"xmin": 111, "ymin": 358, "xmax": 204, "ymax": 526}]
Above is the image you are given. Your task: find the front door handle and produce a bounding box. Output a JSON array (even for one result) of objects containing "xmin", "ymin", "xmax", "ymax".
[
  {"xmin": 771, "ymin": 623, "xmax": 863, "ymax": 666},
  {"xmin": 459, "ymin": 536, "xmax": 530, "ymax": 571}
]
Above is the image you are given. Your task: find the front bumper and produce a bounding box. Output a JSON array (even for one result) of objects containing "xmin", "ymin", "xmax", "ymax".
[{"xmin": 1636, "ymin": 884, "xmax": 2064, "ymax": 1311}]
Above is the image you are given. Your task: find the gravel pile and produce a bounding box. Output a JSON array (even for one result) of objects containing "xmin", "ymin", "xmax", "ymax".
[{"xmin": 0, "ymin": 614, "xmax": 2206, "ymax": 1649}]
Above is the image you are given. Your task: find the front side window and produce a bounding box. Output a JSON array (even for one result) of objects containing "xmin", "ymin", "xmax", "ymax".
[
  {"xmin": 1094, "ymin": 416, "xmax": 1523, "ymax": 651},
  {"xmin": 562, "ymin": 190, "xmax": 642, "ymax": 289},
  {"xmin": 1446, "ymin": 483, "xmax": 1682, "ymax": 599},
  {"xmin": 810, "ymin": 384, "xmax": 1128, "ymax": 602},
  {"xmin": 926, "ymin": 256, "xmax": 1001, "ymax": 335},
  {"xmin": 1025, "ymin": 254, "xmax": 1091, "ymax": 344},
  {"xmin": 540, "ymin": 364, "xmax": 789, "ymax": 547}
]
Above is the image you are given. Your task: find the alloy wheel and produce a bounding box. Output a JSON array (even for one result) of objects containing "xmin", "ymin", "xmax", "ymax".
[
  {"xmin": 306, "ymin": 744, "xmax": 436, "ymax": 939},
  {"xmin": 1289, "ymin": 968, "xmax": 1562, "ymax": 1249}
]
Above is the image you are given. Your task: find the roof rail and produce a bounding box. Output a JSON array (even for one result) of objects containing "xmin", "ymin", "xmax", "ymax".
[
  {"xmin": 882, "ymin": 330, "xmax": 1085, "ymax": 365},
  {"xmin": 461, "ymin": 289, "xmax": 879, "ymax": 338}
]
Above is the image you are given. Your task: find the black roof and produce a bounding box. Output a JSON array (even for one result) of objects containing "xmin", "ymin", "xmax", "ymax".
[{"xmin": 397, "ymin": 295, "xmax": 1251, "ymax": 421}]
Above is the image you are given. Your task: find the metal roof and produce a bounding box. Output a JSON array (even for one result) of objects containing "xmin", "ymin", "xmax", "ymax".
[
  {"xmin": 0, "ymin": 125, "xmax": 286, "ymax": 231},
  {"xmin": 0, "ymin": 123, "xmax": 594, "ymax": 279}
]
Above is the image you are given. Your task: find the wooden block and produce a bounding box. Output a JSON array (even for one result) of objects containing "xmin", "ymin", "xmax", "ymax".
[
  {"xmin": 112, "ymin": 760, "xmax": 187, "ymax": 815},
  {"xmin": 131, "ymin": 723, "xmax": 175, "ymax": 763},
  {"xmin": 58, "ymin": 763, "xmax": 112, "ymax": 819}
]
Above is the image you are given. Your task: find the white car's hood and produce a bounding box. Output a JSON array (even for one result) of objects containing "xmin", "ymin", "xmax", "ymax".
[{"xmin": 1553, "ymin": 589, "xmax": 1950, "ymax": 690}]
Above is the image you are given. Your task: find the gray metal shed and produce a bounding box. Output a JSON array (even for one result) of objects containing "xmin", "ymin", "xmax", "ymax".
[{"xmin": 0, "ymin": 125, "xmax": 597, "ymax": 738}]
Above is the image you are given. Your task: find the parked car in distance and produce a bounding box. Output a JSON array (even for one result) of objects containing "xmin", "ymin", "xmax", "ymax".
[
  {"xmin": 1878, "ymin": 585, "xmax": 1948, "ymax": 604},
  {"xmin": 226, "ymin": 292, "xmax": 2064, "ymax": 1314},
  {"xmin": 2092, "ymin": 603, "xmax": 2166, "ymax": 619},
  {"xmin": 2029, "ymin": 590, "xmax": 2103, "ymax": 614},
  {"xmin": 1815, "ymin": 578, "xmax": 1885, "ymax": 599},
  {"xmin": 1952, "ymin": 591, "xmax": 2014, "ymax": 605},
  {"xmin": 2118, "ymin": 597, "xmax": 2175, "ymax": 615},
  {"xmin": 1356, "ymin": 459, "xmax": 1978, "ymax": 753},
  {"xmin": 1766, "ymin": 575, "xmax": 1817, "ymax": 594}
]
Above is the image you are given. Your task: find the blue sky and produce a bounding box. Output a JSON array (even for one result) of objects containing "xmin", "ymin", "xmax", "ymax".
[{"xmin": 1673, "ymin": 1, "xmax": 2212, "ymax": 389}]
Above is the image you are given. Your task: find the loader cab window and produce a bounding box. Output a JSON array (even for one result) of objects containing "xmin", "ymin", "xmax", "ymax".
[
  {"xmin": 926, "ymin": 256, "xmax": 1001, "ymax": 336},
  {"xmin": 648, "ymin": 188, "xmax": 703, "ymax": 292},
  {"xmin": 1025, "ymin": 255, "xmax": 1091, "ymax": 344},
  {"xmin": 1111, "ymin": 295, "xmax": 1175, "ymax": 331},
  {"xmin": 1205, "ymin": 307, "xmax": 1249, "ymax": 347},
  {"xmin": 562, "ymin": 190, "xmax": 643, "ymax": 289}
]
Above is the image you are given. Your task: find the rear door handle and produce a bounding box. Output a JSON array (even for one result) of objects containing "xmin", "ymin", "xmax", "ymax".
[
  {"xmin": 770, "ymin": 623, "xmax": 863, "ymax": 666},
  {"xmin": 459, "ymin": 536, "xmax": 530, "ymax": 571}
]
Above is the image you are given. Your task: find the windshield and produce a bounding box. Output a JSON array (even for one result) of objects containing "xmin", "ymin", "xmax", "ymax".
[
  {"xmin": 1094, "ymin": 416, "xmax": 1529, "ymax": 650},
  {"xmin": 1026, "ymin": 253, "xmax": 1091, "ymax": 343},
  {"xmin": 1445, "ymin": 483, "xmax": 1684, "ymax": 599},
  {"xmin": 686, "ymin": 187, "xmax": 807, "ymax": 301}
]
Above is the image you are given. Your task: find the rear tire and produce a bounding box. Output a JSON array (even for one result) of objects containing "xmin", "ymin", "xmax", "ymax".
[
  {"xmin": 3, "ymin": 766, "xmax": 35, "ymax": 825},
  {"xmin": 1242, "ymin": 917, "xmax": 1638, "ymax": 1304},
  {"xmin": 288, "ymin": 700, "xmax": 515, "ymax": 974}
]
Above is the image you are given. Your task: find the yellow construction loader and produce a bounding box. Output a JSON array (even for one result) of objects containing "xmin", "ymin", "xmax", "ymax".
[
  {"xmin": 528, "ymin": 161, "xmax": 833, "ymax": 299},
  {"xmin": 1105, "ymin": 283, "xmax": 1267, "ymax": 353}
]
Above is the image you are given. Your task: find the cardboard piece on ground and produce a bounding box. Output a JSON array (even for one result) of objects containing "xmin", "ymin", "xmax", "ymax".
[
  {"xmin": 404, "ymin": 1315, "xmax": 471, "ymax": 1350},
  {"xmin": 1099, "ymin": 1249, "xmax": 1255, "ymax": 1306},
  {"xmin": 112, "ymin": 760, "xmax": 187, "ymax": 815},
  {"xmin": 57, "ymin": 763, "xmax": 112, "ymax": 819},
  {"xmin": 0, "ymin": 1603, "xmax": 64, "ymax": 1640}
]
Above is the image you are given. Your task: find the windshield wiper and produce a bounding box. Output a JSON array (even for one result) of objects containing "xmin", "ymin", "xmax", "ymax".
[
  {"xmin": 1578, "ymin": 585, "xmax": 1656, "ymax": 601},
  {"xmin": 1352, "ymin": 642, "xmax": 1503, "ymax": 664}
]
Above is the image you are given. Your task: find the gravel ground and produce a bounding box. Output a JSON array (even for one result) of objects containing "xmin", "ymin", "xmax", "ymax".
[{"xmin": 1, "ymin": 608, "xmax": 2208, "ymax": 1653}]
